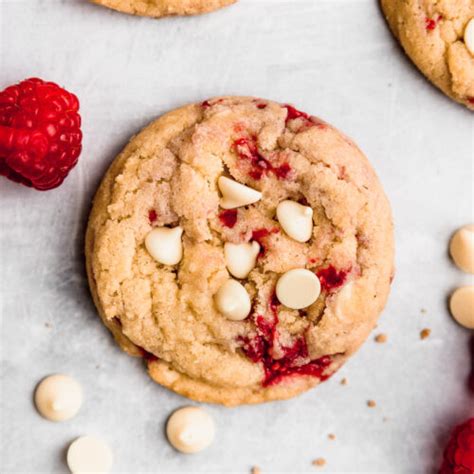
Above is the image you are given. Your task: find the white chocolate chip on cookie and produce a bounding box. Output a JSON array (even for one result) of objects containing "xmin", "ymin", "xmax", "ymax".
[
  {"xmin": 67, "ymin": 436, "xmax": 113, "ymax": 474},
  {"xmin": 34, "ymin": 374, "xmax": 83, "ymax": 422},
  {"xmin": 449, "ymin": 224, "xmax": 474, "ymax": 274},
  {"xmin": 145, "ymin": 226, "xmax": 183, "ymax": 265},
  {"xmin": 218, "ymin": 176, "xmax": 262, "ymax": 209},
  {"xmin": 465, "ymin": 18, "xmax": 474, "ymax": 56},
  {"xmin": 166, "ymin": 407, "xmax": 215, "ymax": 454},
  {"xmin": 449, "ymin": 286, "xmax": 474, "ymax": 329},
  {"xmin": 276, "ymin": 269, "xmax": 321, "ymax": 309},
  {"xmin": 276, "ymin": 200, "xmax": 314, "ymax": 243},
  {"xmin": 214, "ymin": 279, "xmax": 251, "ymax": 321},
  {"xmin": 224, "ymin": 241, "xmax": 260, "ymax": 279}
]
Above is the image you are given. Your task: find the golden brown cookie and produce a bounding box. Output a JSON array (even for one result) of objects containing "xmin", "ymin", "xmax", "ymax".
[
  {"xmin": 381, "ymin": 0, "xmax": 474, "ymax": 110},
  {"xmin": 90, "ymin": 0, "xmax": 236, "ymax": 18},
  {"xmin": 85, "ymin": 97, "xmax": 395, "ymax": 406}
]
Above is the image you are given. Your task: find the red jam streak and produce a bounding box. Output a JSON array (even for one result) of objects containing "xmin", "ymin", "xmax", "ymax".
[
  {"xmin": 201, "ymin": 98, "xmax": 224, "ymax": 108},
  {"xmin": 148, "ymin": 209, "xmax": 158, "ymax": 223},
  {"xmin": 317, "ymin": 266, "xmax": 349, "ymax": 292},
  {"xmin": 240, "ymin": 295, "xmax": 332, "ymax": 386},
  {"xmin": 233, "ymin": 137, "xmax": 292, "ymax": 180},
  {"xmin": 468, "ymin": 97, "xmax": 474, "ymax": 105},
  {"xmin": 219, "ymin": 209, "xmax": 238, "ymax": 228},
  {"xmin": 251, "ymin": 228, "xmax": 279, "ymax": 257},
  {"xmin": 425, "ymin": 15, "xmax": 442, "ymax": 31}
]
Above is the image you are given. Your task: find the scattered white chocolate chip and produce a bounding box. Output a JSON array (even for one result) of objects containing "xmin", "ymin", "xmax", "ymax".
[
  {"xmin": 166, "ymin": 407, "xmax": 215, "ymax": 454},
  {"xmin": 218, "ymin": 176, "xmax": 262, "ymax": 209},
  {"xmin": 464, "ymin": 18, "xmax": 474, "ymax": 56},
  {"xmin": 67, "ymin": 436, "xmax": 113, "ymax": 474},
  {"xmin": 449, "ymin": 286, "xmax": 474, "ymax": 329},
  {"xmin": 224, "ymin": 241, "xmax": 260, "ymax": 279},
  {"xmin": 214, "ymin": 279, "xmax": 251, "ymax": 321},
  {"xmin": 276, "ymin": 269, "xmax": 321, "ymax": 309},
  {"xmin": 276, "ymin": 200, "xmax": 314, "ymax": 243},
  {"xmin": 145, "ymin": 226, "xmax": 183, "ymax": 265},
  {"xmin": 34, "ymin": 374, "xmax": 83, "ymax": 422},
  {"xmin": 449, "ymin": 224, "xmax": 474, "ymax": 274}
]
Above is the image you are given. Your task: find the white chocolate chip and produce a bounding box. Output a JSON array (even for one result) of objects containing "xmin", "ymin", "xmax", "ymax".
[
  {"xmin": 449, "ymin": 286, "xmax": 474, "ymax": 329},
  {"xmin": 464, "ymin": 18, "xmax": 474, "ymax": 56},
  {"xmin": 34, "ymin": 374, "xmax": 83, "ymax": 422},
  {"xmin": 145, "ymin": 226, "xmax": 183, "ymax": 265},
  {"xmin": 218, "ymin": 176, "xmax": 262, "ymax": 209},
  {"xmin": 214, "ymin": 279, "xmax": 251, "ymax": 321},
  {"xmin": 224, "ymin": 241, "xmax": 260, "ymax": 279},
  {"xmin": 166, "ymin": 407, "xmax": 215, "ymax": 454},
  {"xmin": 449, "ymin": 224, "xmax": 474, "ymax": 274},
  {"xmin": 276, "ymin": 269, "xmax": 321, "ymax": 309},
  {"xmin": 276, "ymin": 200, "xmax": 314, "ymax": 243},
  {"xmin": 67, "ymin": 436, "xmax": 113, "ymax": 474}
]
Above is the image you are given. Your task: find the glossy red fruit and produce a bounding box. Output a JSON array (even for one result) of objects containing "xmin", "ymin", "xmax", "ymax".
[
  {"xmin": 0, "ymin": 77, "xmax": 82, "ymax": 190},
  {"xmin": 439, "ymin": 418, "xmax": 474, "ymax": 474}
]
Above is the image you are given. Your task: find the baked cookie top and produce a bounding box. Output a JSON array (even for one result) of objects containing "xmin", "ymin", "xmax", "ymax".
[
  {"xmin": 381, "ymin": 0, "xmax": 474, "ymax": 110},
  {"xmin": 90, "ymin": 0, "xmax": 236, "ymax": 18},
  {"xmin": 86, "ymin": 97, "xmax": 394, "ymax": 406}
]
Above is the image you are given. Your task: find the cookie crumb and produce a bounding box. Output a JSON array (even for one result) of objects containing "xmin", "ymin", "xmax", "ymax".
[
  {"xmin": 312, "ymin": 458, "xmax": 326, "ymax": 467},
  {"xmin": 374, "ymin": 333, "xmax": 387, "ymax": 343},
  {"xmin": 340, "ymin": 378, "xmax": 348, "ymax": 385},
  {"xmin": 328, "ymin": 433, "xmax": 336, "ymax": 440},
  {"xmin": 367, "ymin": 400, "xmax": 376, "ymax": 408},
  {"xmin": 251, "ymin": 467, "xmax": 261, "ymax": 474},
  {"xmin": 44, "ymin": 322, "xmax": 52, "ymax": 328},
  {"xmin": 420, "ymin": 308, "xmax": 427, "ymax": 314},
  {"xmin": 420, "ymin": 328, "xmax": 431, "ymax": 340}
]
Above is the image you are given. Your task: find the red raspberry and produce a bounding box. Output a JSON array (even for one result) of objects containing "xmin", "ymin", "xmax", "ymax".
[
  {"xmin": 0, "ymin": 78, "xmax": 82, "ymax": 190},
  {"xmin": 439, "ymin": 418, "xmax": 474, "ymax": 474}
]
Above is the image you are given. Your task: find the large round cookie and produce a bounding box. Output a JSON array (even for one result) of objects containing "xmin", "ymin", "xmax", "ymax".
[
  {"xmin": 86, "ymin": 97, "xmax": 394, "ymax": 406},
  {"xmin": 90, "ymin": 0, "xmax": 236, "ymax": 18},
  {"xmin": 381, "ymin": 0, "xmax": 474, "ymax": 110}
]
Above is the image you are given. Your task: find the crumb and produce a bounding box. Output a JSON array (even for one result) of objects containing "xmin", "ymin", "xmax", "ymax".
[
  {"xmin": 374, "ymin": 333, "xmax": 387, "ymax": 343},
  {"xmin": 383, "ymin": 417, "xmax": 389, "ymax": 422},
  {"xmin": 95, "ymin": 365, "xmax": 101, "ymax": 369},
  {"xmin": 328, "ymin": 433, "xmax": 336, "ymax": 440},
  {"xmin": 420, "ymin": 308, "xmax": 427, "ymax": 314},
  {"xmin": 251, "ymin": 467, "xmax": 261, "ymax": 474},
  {"xmin": 367, "ymin": 400, "xmax": 376, "ymax": 408},
  {"xmin": 420, "ymin": 328, "xmax": 431, "ymax": 340},
  {"xmin": 340, "ymin": 378, "xmax": 348, "ymax": 385},
  {"xmin": 312, "ymin": 458, "xmax": 326, "ymax": 467},
  {"xmin": 44, "ymin": 322, "xmax": 52, "ymax": 328}
]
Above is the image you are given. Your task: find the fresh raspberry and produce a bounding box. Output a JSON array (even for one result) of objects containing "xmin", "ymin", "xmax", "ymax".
[
  {"xmin": 439, "ymin": 418, "xmax": 474, "ymax": 474},
  {"xmin": 0, "ymin": 78, "xmax": 82, "ymax": 190}
]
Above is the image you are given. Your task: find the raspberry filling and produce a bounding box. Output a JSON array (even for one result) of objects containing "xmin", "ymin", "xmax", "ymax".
[
  {"xmin": 233, "ymin": 137, "xmax": 292, "ymax": 180},
  {"xmin": 219, "ymin": 209, "xmax": 238, "ymax": 228},
  {"xmin": 317, "ymin": 266, "xmax": 349, "ymax": 292},
  {"xmin": 148, "ymin": 209, "xmax": 158, "ymax": 223},
  {"xmin": 251, "ymin": 227, "xmax": 279, "ymax": 258},
  {"xmin": 425, "ymin": 15, "xmax": 442, "ymax": 31},
  {"xmin": 283, "ymin": 104, "xmax": 325, "ymax": 130},
  {"xmin": 240, "ymin": 295, "xmax": 332, "ymax": 387}
]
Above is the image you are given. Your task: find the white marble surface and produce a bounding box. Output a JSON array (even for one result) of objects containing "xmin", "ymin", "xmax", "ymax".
[{"xmin": 1, "ymin": 0, "xmax": 473, "ymax": 472}]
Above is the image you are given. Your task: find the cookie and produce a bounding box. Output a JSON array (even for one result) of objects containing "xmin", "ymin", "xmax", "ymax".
[
  {"xmin": 90, "ymin": 0, "xmax": 236, "ymax": 18},
  {"xmin": 380, "ymin": 0, "xmax": 474, "ymax": 110},
  {"xmin": 86, "ymin": 97, "xmax": 394, "ymax": 406}
]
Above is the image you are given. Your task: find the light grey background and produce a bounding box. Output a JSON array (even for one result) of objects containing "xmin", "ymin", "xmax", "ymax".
[{"xmin": 1, "ymin": 0, "xmax": 473, "ymax": 472}]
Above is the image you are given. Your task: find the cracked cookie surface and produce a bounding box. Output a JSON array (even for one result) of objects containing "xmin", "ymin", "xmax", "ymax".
[
  {"xmin": 85, "ymin": 97, "xmax": 394, "ymax": 406},
  {"xmin": 90, "ymin": 0, "xmax": 236, "ymax": 18},
  {"xmin": 381, "ymin": 0, "xmax": 474, "ymax": 110}
]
